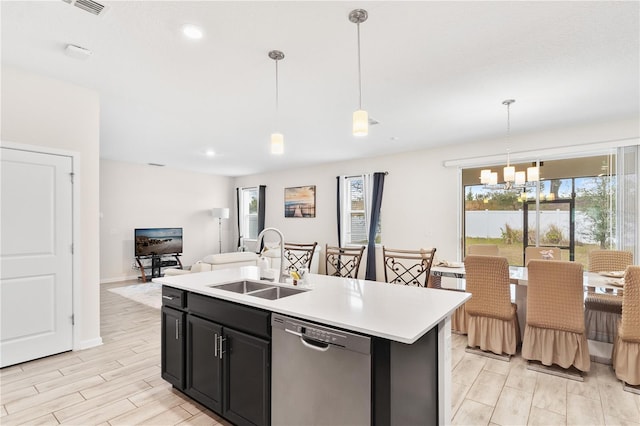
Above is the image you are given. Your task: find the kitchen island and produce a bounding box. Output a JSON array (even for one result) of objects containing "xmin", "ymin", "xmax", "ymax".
[{"xmin": 155, "ymin": 266, "xmax": 470, "ymax": 426}]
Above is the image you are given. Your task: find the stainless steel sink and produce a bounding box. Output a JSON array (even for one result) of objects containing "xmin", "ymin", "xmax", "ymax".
[
  {"xmin": 212, "ymin": 281, "xmax": 273, "ymax": 294},
  {"xmin": 248, "ymin": 286, "xmax": 307, "ymax": 300},
  {"xmin": 210, "ymin": 280, "xmax": 308, "ymax": 300}
]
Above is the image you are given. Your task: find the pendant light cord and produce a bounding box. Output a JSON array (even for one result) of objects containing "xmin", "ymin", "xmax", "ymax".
[
  {"xmin": 275, "ymin": 59, "xmax": 279, "ymax": 113},
  {"xmin": 357, "ymin": 22, "xmax": 362, "ymax": 110}
]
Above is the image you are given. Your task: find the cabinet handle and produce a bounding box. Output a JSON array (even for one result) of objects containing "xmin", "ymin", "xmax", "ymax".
[
  {"xmin": 162, "ymin": 295, "xmax": 174, "ymax": 300},
  {"xmin": 175, "ymin": 319, "xmax": 179, "ymax": 340},
  {"xmin": 219, "ymin": 335, "xmax": 225, "ymax": 359},
  {"xmin": 214, "ymin": 333, "xmax": 218, "ymax": 357}
]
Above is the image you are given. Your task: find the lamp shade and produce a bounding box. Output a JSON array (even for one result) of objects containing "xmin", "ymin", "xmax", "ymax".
[
  {"xmin": 527, "ymin": 166, "xmax": 540, "ymax": 182},
  {"xmin": 270, "ymin": 133, "xmax": 284, "ymax": 155},
  {"xmin": 515, "ymin": 171, "xmax": 526, "ymax": 186},
  {"xmin": 489, "ymin": 172, "xmax": 498, "ymax": 186},
  {"xmin": 480, "ymin": 169, "xmax": 491, "ymax": 184},
  {"xmin": 503, "ymin": 165, "xmax": 515, "ymax": 183},
  {"xmin": 353, "ymin": 109, "xmax": 368, "ymax": 136},
  {"xmin": 211, "ymin": 207, "xmax": 230, "ymax": 219}
]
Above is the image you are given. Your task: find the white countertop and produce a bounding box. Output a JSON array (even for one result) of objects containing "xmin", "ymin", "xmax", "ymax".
[{"xmin": 154, "ymin": 266, "xmax": 470, "ymax": 344}]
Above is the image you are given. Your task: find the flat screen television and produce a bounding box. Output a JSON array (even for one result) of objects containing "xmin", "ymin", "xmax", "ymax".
[{"xmin": 135, "ymin": 228, "xmax": 183, "ymax": 257}]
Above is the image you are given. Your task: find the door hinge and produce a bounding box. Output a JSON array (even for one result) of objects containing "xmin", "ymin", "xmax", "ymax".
[
  {"xmin": 71, "ymin": 314, "xmax": 75, "ymax": 325},
  {"xmin": 70, "ymin": 172, "xmax": 75, "ymax": 184}
]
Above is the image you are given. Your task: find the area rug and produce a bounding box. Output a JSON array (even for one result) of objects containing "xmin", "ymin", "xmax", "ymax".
[{"xmin": 108, "ymin": 282, "xmax": 162, "ymax": 309}]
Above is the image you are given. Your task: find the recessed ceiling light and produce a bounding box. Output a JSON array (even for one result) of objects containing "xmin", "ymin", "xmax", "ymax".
[
  {"xmin": 182, "ymin": 24, "xmax": 203, "ymax": 40},
  {"xmin": 205, "ymin": 149, "xmax": 215, "ymax": 157}
]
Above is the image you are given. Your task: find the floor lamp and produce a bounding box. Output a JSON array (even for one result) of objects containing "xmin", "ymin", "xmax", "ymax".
[{"xmin": 211, "ymin": 207, "xmax": 230, "ymax": 254}]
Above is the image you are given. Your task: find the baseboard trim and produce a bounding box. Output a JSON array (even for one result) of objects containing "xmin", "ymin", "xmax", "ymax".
[
  {"xmin": 623, "ymin": 383, "xmax": 640, "ymax": 395},
  {"xmin": 76, "ymin": 337, "xmax": 103, "ymax": 350}
]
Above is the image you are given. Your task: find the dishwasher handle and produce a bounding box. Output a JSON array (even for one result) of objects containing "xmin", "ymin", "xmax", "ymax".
[{"xmin": 284, "ymin": 327, "xmax": 331, "ymax": 352}]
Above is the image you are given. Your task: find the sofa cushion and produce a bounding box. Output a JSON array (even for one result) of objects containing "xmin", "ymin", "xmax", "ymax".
[{"xmin": 202, "ymin": 252, "xmax": 258, "ymax": 265}]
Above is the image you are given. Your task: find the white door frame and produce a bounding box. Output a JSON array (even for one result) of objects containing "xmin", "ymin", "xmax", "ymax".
[{"xmin": 0, "ymin": 140, "xmax": 82, "ymax": 351}]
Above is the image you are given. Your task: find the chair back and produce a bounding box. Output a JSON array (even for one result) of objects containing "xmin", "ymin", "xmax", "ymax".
[
  {"xmin": 467, "ymin": 244, "xmax": 499, "ymax": 256},
  {"xmin": 325, "ymin": 245, "xmax": 365, "ymax": 279},
  {"xmin": 588, "ymin": 250, "xmax": 633, "ymax": 273},
  {"xmin": 527, "ymin": 260, "xmax": 584, "ymax": 333},
  {"xmin": 525, "ymin": 246, "xmax": 560, "ymax": 266},
  {"xmin": 382, "ymin": 247, "xmax": 437, "ymax": 287},
  {"xmin": 463, "ymin": 255, "xmax": 513, "ymax": 321},
  {"xmin": 283, "ymin": 242, "xmax": 317, "ymax": 273},
  {"xmin": 621, "ymin": 265, "xmax": 640, "ymax": 343}
]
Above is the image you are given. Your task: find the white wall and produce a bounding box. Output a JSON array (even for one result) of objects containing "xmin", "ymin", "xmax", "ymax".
[
  {"xmin": 99, "ymin": 160, "xmax": 234, "ymax": 282},
  {"xmin": 234, "ymin": 118, "xmax": 639, "ymax": 279},
  {"xmin": 1, "ymin": 65, "xmax": 101, "ymax": 349}
]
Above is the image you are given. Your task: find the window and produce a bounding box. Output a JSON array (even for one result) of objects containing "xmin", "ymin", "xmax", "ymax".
[
  {"xmin": 461, "ymin": 151, "xmax": 637, "ymax": 268},
  {"xmin": 240, "ymin": 187, "xmax": 258, "ymax": 242},
  {"xmin": 341, "ymin": 175, "xmax": 381, "ymax": 245}
]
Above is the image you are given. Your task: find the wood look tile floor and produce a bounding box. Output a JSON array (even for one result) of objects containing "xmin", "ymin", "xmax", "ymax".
[
  {"xmin": 1, "ymin": 280, "xmax": 639, "ymax": 425},
  {"xmin": 1, "ymin": 281, "xmax": 230, "ymax": 426}
]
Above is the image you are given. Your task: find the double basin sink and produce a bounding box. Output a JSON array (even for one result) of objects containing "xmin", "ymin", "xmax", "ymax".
[{"xmin": 209, "ymin": 280, "xmax": 307, "ymax": 300}]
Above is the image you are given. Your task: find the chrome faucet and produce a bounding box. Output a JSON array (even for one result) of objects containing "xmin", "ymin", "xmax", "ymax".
[{"xmin": 256, "ymin": 227, "xmax": 287, "ymax": 283}]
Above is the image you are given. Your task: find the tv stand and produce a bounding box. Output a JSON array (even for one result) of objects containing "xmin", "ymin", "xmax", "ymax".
[{"xmin": 136, "ymin": 254, "xmax": 182, "ymax": 283}]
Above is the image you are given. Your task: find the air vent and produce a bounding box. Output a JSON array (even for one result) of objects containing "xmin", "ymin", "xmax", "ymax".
[
  {"xmin": 62, "ymin": 0, "xmax": 107, "ymax": 16},
  {"xmin": 368, "ymin": 117, "xmax": 380, "ymax": 126},
  {"xmin": 148, "ymin": 163, "xmax": 166, "ymax": 167}
]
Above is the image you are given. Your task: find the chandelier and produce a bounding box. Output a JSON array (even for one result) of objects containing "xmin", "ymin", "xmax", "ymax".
[
  {"xmin": 349, "ymin": 9, "xmax": 368, "ymax": 137},
  {"xmin": 480, "ymin": 99, "xmax": 539, "ymax": 190},
  {"xmin": 269, "ymin": 50, "xmax": 285, "ymax": 155}
]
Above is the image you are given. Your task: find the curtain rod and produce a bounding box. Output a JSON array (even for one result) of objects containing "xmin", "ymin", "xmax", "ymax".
[{"xmin": 340, "ymin": 171, "xmax": 389, "ymax": 179}]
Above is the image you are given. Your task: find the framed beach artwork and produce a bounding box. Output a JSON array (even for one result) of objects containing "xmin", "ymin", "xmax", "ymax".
[{"xmin": 284, "ymin": 185, "xmax": 316, "ymax": 218}]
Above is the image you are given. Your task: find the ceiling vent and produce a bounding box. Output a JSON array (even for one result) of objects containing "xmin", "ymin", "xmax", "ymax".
[
  {"xmin": 368, "ymin": 117, "xmax": 380, "ymax": 126},
  {"xmin": 62, "ymin": 0, "xmax": 107, "ymax": 16}
]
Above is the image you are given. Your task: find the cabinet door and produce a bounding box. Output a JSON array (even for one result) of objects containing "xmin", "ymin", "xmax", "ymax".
[
  {"xmin": 161, "ymin": 306, "xmax": 184, "ymax": 389},
  {"xmin": 223, "ymin": 328, "xmax": 271, "ymax": 426},
  {"xmin": 186, "ymin": 314, "xmax": 223, "ymax": 412}
]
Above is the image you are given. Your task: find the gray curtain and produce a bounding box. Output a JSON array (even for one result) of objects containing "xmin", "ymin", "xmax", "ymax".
[
  {"xmin": 258, "ymin": 185, "xmax": 266, "ymax": 251},
  {"xmin": 236, "ymin": 187, "xmax": 241, "ymax": 249},
  {"xmin": 336, "ymin": 176, "xmax": 342, "ymax": 247},
  {"xmin": 365, "ymin": 172, "xmax": 385, "ymax": 281}
]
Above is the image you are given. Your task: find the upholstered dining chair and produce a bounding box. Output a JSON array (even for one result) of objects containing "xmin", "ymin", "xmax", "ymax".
[
  {"xmin": 467, "ymin": 244, "xmax": 499, "ymax": 256},
  {"xmin": 524, "ymin": 246, "xmax": 560, "ymax": 265},
  {"xmin": 612, "ymin": 265, "xmax": 640, "ymax": 388},
  {"xmin": 283, "ymin": 242, "xmax": 317, "ymax": 273},
  {"xmin": 325, "ymin": 245, "xmax": 365, "ymax": 279},
  {"xmin": 585, "ymin": 250, "xmax": 633, "ymax": 343},
  {"xmin": 464, "ymin": 255, "xmax": 520, "ymax": 358},
  {"xmin": 522, "ymin": 260, "xmax": 590, "ymax": 374},
  {"xmin": 382, "ymin": 247, "xmax": 437, "ymax": 287}
]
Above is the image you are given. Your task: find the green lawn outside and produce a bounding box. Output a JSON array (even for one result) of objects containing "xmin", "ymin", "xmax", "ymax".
[{"xmin": 465, "ymin": 237, "xmax": 600, "ymax": 268}]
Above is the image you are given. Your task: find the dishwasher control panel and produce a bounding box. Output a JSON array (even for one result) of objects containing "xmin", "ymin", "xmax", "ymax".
[{"xmin": 271, "ymin": 314, "xmax": 371, "ymax": 354}]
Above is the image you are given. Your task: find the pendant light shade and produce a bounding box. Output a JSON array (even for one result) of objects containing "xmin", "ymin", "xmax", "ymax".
[
  {"xmin": 270, "ymin": 133, "xmax": 284, "ymax": 155},
  {"xmin": 269, "ymin": 50, "xmax": 285, "ymax": 155},
  {"xmin": 349, "ymin": 9, "xmax": 368, "ymax": 137},
  {"xmin": 353, "ymin": 109, "xmax": 368, "ymax": 136},
  {"xmin": 527, "ymin": 165, "xmax": 540, "ymax": 182}
]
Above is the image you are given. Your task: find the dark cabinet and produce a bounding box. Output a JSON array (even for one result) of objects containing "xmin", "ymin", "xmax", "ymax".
[
  {"xmin": 161, "ymin": 286, "xmax": 271, "ymax": 426},
  {"xmin": 161, "ymin": 306, "xmax": 185, "ymax": 389},
  {"xmin": 185, "ymin": 314, "xmax": 223, "ymax": 413},
  {"xmin": 224, "ymin": 328, "xmax": 270, "ymax": 426}
]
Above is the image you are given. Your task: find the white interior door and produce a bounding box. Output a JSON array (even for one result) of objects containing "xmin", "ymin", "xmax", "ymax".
[{"xmin": 1, "ymin": 147, "xmax": 74, "ymax": 367}]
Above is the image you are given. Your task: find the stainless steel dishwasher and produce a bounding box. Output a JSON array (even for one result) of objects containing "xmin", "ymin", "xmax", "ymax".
[{"xmin": 271, "ymin": 313, "xmax": 371, "ymax": 425}]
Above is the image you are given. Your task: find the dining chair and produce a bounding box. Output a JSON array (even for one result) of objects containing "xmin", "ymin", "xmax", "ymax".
[
  {"xmin": 325, "ymin": 245, "xmax": 365, "ymax": 279},
  {"xmin": 612, "ymin": 265, "xmax": 640, "ymax": 389},
  {"xmin": 283, "ymin": 242, "xmax": 317, "ymax": 273},
  {"xmin": 467, "ymin": 244, "xmax": 499, "ymax": 256},
  {"xmin": 584, "ymin": 250, "xmax": 633, "ymax": 343},
  {"xmin": 464, "ymin": 255, "xmax": 520, "ymax": 359},
  {"xmin": 522, "ymin": 260, "xmax": 590, "ymax": 375},
  {"xmin": 382, "ymin": 247, "xmax": 437, "ymax": 287},
  {"xmin": 524, "ymin": 246, "xmax": 560, "ymax": 265}
]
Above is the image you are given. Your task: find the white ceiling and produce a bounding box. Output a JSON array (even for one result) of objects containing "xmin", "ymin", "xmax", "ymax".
[{"xmin": 2, "ymin": 1, "xmax": 638, "ymax": 176}]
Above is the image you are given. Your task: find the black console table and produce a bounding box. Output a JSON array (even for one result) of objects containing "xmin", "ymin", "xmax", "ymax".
[{"xmin": 136, "ymin": 254, "xmax": 182, "ymax": 283}]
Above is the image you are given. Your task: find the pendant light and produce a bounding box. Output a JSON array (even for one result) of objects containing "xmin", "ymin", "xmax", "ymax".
[
  {"xmin": 269, "ymin": 50, "xmax": 285, "ymax": 155},
  {"xmin": 349, "ymin": 9, "xmax": 368, "ymax": 137},
  {"xmin": 480, "ymin": 99, "xmax": 540, "ymax": 190}
]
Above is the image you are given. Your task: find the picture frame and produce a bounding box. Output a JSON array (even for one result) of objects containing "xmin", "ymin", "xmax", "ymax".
[{"xmin": 284, "ymin": 185, "xmax": 316, "ymax": 218}]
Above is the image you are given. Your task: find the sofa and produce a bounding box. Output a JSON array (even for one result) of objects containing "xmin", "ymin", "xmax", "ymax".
[{"xmin": 163, "ymin": 244, "xmax": 321, "ymax": 277}]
